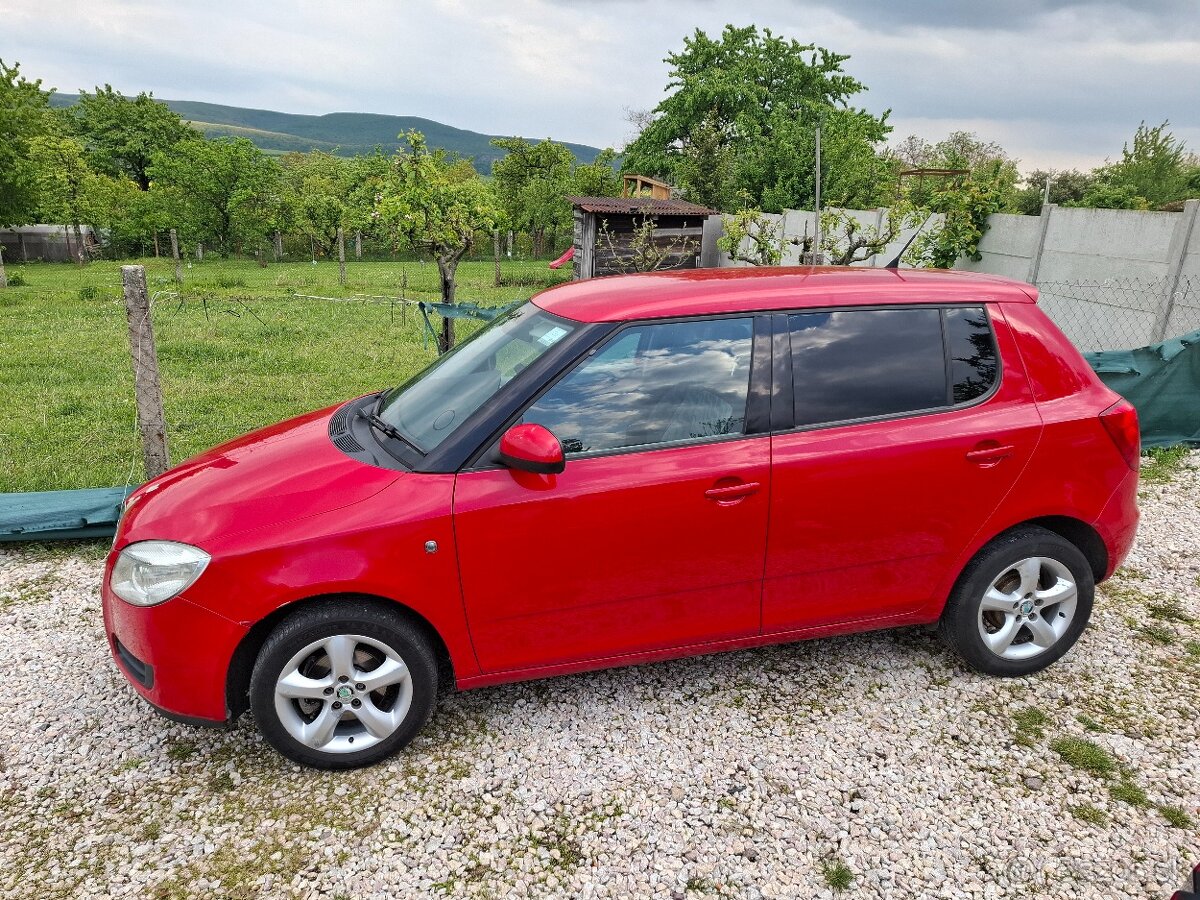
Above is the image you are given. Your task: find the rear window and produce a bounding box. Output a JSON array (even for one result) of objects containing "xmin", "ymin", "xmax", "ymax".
[{"xmin": 789, "ymin": 306, "xmax": 997, "ymax": 428}]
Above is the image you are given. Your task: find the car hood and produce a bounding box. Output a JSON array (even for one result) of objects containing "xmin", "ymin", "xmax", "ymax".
[{"xmin": 117, "ymin": 404, "xmax": 401, "ymax": 547}]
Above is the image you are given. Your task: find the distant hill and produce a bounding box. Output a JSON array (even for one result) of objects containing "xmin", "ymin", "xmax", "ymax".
[{"xmin": 47, "ymin": 94, "xmax": 606, "ymax": 171}]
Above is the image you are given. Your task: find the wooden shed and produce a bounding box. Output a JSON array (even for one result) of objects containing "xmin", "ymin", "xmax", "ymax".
[{"xmin": 567, "ymin": 196, "xmax": 717, "ymax": 280}]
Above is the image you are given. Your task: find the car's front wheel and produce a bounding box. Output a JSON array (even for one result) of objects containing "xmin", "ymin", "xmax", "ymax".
[
  {"xmin": 249, "ymin": 601, "xmax": 438, "ymax": 768},
  {"xmin": 940, "ymin": 526, "xmax": 1095, "ymax": 676}
]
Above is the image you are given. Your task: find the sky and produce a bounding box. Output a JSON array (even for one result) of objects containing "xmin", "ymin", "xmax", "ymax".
[{"xmin": 6, "ymin": 0, "xmax": 1199, "ymax": 173}]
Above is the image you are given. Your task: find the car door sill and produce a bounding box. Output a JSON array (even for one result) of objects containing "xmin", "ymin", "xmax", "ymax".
[{"xmin": 455, "ymin": 610, "xmax": 932, "ymax": 691}]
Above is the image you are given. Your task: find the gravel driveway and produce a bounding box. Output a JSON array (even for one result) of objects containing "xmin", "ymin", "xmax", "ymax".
[{"xmin": 2, "ymin": 454, "xmax": 1197, "ymax": 900}]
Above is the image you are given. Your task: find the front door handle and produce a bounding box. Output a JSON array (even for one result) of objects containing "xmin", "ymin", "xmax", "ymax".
[
  {"xmin": 704, "ymin": 481, "xmax": 761, "ymax": 502},
  {"xmin": 966, "ymin": 443, "xmax": 1016, "ymax": 465}
]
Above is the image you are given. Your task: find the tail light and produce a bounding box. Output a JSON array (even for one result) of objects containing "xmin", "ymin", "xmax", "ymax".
[{"xmin": 1100, "ymin": 398, "xmax": 1140, "ymax": 471}]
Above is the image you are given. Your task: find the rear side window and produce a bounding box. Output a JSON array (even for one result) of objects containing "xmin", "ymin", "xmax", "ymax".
[
  {"xmin": 789, "ymin": 306, "xmax": 997, "ymax": 428},
  {"xmin": 945, "ymin": 307, "xmax": 998, "ymax": 403}
]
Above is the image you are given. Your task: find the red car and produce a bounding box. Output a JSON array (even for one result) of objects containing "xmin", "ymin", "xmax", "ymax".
[{"xmin": 103, "ymin": 267, "xmax": 1140, "ymax": 768}]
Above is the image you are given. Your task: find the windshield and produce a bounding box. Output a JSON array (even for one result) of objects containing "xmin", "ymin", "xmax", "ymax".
[{"xmin": 377, "ymin": 303, "xmax": 576, "ymax": 453}]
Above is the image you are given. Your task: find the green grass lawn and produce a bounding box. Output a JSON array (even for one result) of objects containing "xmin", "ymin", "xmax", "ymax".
[{"xmin": 0, "ymin": 256, "xmax": 568, "ymax": 492}]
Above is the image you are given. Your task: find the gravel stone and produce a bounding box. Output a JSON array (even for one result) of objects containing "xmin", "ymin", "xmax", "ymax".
[{"xmin": 1, "ymin": 454, "xmax": 1198, "ymax": 898}]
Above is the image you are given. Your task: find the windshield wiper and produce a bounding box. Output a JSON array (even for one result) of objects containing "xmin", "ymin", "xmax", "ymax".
[{"xmin": 358, "ymin": 408, "xmax": 423, "ymax": 455}]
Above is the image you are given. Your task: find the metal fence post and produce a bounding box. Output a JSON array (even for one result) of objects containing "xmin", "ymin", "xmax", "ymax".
[
  {"xmin": 121, "ymin": 265, "xmax": 170, "ymax": 479},
  {"xmin": 1154, "ymin": 198, "xmax": 1200, "ymax": 342},
  {"xmin": 1026, "ymin": 203, "xmax": 1056, "ymax": 285}
]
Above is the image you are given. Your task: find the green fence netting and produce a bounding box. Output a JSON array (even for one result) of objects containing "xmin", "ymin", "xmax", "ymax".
[
  {"xmin": 1084, "ymin": 328, "xmax": 1200, "ymax": 449},
  {"xmin": 2, "ymin": 327, "xmax": 1196, "ymax": 543},
  {"xmin": 0, "ymin": 486, "xmax": 133, "ymax": 542}
]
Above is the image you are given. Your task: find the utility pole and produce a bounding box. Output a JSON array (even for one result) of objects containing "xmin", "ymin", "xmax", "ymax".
[{"xmin": 813, "ymin": 121, "xmax": 822, "ymax": 265}]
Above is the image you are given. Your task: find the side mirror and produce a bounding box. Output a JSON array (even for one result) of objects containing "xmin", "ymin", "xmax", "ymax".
[{"xmin": 498, "ymin": 423, "xmax": 565, "ymax": 475}]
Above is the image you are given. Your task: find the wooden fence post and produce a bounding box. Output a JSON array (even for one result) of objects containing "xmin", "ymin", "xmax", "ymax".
[
  {"xmin": 121, "ymin": 265, "xmax": 170, "ymax": 479},
  {"xmin": 337, "ymin": 227, "xmax": 347, "ymax": 285},
  {"xmin": 274, "ymin": 231, "xmax": 283, "ymax": 261},
  {"xmin": 355, "ymin": 230, "xmax": 362, "ymax": 260},
  {"xmin": 196, "ymin": 242, "xmax": 203, "ymax": 262},
  {"xmin": 0, "ymin": 244, "xmax": 7, "ymax": 287},
  {"xmin": 170, "ymin": 228, "xmax": 182, "ymax": 283}
]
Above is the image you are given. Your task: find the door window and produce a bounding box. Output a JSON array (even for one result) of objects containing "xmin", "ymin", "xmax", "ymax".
[
  {"xmin": 523, "ymin": 317, "xmax": 754, "ymax": 455},
  {"xmin": 790, "ymin": 308, "xmax": 945, "ymax": 426},
  {"xmin": 788, "ymin": 306, "xmax": 999, "ymax": 428}
]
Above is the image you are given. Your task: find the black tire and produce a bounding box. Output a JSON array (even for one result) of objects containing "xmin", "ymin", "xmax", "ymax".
[
  {"xmin": 939, "ymin": 526, "xmax": 1094, "ymax": 677},
  {"xmin": 249, "ymin": 600, "xmax": 438, "ymax": 769}
]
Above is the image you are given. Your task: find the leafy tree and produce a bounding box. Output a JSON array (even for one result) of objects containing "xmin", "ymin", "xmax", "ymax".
[
  {"xmin": 0, "ymin": 60, "xmax": 55, "ymax": 225},
  {"xmin": 891, "ymin": 131, "xmax": 1020, "ymax": 211},
  {"xmin": 68, "ymin": 86, "xmax": 198, "ymax": 190},
  {"xmin": 910, "ymin": 164, "xmax": 1011, "ymax": 268},
  {"xmin": 490, "ymin": 137, "xmax": 574, "ymax": 256},
  {"xmin": 1013, "ymin": 169, "xmax": 1096, "ymax": 215},
  {"xmin": 569, "ymin": 148, "xmax": 622, "ymax": 198},
  {"xmin": 28, "ymin": 133, "xmax": 104, "ymax": 263},
  {"xmin": 1088, "ymin": 121, "xmax": 1195, "ymax": 209},
  {"xmin": 818, "ymin": 203, "xmax": 926, "ymax": 265},
  {"xmin": 377, "ymin": 131, "xmax": 500, "ymax": 350},
  {"xmin": 717, "ymin": 210, "xmax": 796, "ymax": 266},
  {"xmin": 279, "ymin": 151, "xmax": 353, "ymax": 256},
  {"xmin": 622, "ymin": 25, "xmax": 891, "ymax": 212},
  {"xmin": 148, "ymin": 137, "xmax": 281, "ymax": 254}
]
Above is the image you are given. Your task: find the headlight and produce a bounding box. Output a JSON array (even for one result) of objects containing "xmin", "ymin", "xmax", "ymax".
[{"xmin": 110, "ymin": 541, "xmax": 211, "ymax": 607}]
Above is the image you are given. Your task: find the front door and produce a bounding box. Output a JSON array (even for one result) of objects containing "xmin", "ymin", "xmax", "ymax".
[{"xmin": 454, "ymin": 315, "xmax": 771, "ymax": 673}]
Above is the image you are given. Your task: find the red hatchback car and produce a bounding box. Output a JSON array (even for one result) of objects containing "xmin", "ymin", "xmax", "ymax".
[{"xmin": 103, "ymin": 267, "xmax": 1140, "ymax": 768}]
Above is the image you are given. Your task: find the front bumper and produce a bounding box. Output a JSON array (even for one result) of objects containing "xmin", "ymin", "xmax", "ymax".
[{"xmin": 102, "ymin": 577, "xmax": 249, "ymax": 723}]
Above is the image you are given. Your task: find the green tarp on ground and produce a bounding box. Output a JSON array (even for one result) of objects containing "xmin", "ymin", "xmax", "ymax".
[
  {"xmin": 1, "ymin": 329, "xmax": 1196, "ymax": 543},
  {"xmin": 0, "ymin": 486, "xmax": 133, "ymax": 542},
  {"xmin": 1084, "ymin": 328, "xmax": 1200, "ymax": 448}
]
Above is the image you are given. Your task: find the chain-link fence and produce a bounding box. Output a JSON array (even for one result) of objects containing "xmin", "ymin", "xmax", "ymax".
[{"xmin": 1034, "ymin": 274, "xmax": 1200, "ymax": 352}]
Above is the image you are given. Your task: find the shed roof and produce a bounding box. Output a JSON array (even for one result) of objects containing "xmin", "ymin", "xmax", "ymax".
[{"xmin": 567, "ymin": 196, "xmax": 718, "ymax": 217}]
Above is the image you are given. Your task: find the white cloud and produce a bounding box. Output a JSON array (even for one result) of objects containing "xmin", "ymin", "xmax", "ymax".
[{"xmin": 6, "ymin": 0, "xmax": 1198, "ymax": 171}]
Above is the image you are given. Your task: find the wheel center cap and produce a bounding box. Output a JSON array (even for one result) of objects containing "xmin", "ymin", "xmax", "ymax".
[
  {"xmin": 336, "ymin": 685, "xmax": 354, "ymax": 700},
  {"xmin": 1020, "ymin": 600, "xmax": 1035, "ymax": 615}
]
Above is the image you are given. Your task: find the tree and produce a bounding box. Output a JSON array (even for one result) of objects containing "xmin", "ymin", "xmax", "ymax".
[
  {"xmin": 0, "ymin": 60, "xmax": 54, "ymax": 226},
  {"xmin": 717, "ymin": 211, "xmax": 795, "ymax": 266},
  {"xmin": 621, "ymin": 25, "xmax": 891, "ymax": 212},
  {"xmin": 890, "ymin": 131, "xmax": 1020, "ymax": 211},
  {"xmin": 148, "ymin": 137, "xmax": 281, "ymax": 254},
  {"xmin": 818, "ymin": 204, "xmax": 926, "ymax": 265},
  {"xmin": 1088, "ymin": 121, "xmax": 1195, "ymax": 209},
  {"xmin": 569, "ymin": 148, "xmax": 622, "ymax": 198},
  {"xmin": 490, "ymin": 138, "xmax": 574, "ymax": 256},
  {"xmin": 28, "ymin": 133, "xmax": 103, "ymax": 263},
  {"xmin": 1013, "ymin": 169, "xmax": 1096, "ymax": 215},
  {"xmin": 279, "ymin": 151, "xmax": 353, "ymax": 256},
  {"xmin": 377, "ymin": 131, "xmax": 500, "ymax": 350},
  {"xmin": 68, "ymin": 86, "xmax": 198, "ymax": 190}
]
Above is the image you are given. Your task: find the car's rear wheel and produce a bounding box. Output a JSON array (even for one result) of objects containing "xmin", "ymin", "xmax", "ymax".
[
  {"xmin": 940, "ymin": 526, "xmax": 1094, "ymax": 676},
  {"xmin": 249, "ymin": 601, "xmax": 438, "ymax": 768}
]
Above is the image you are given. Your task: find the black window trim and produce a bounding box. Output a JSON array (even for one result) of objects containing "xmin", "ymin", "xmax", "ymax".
[
  {"xmin": 461, "ymin": 311, "xmax": 773, "ymax": 471},
  {"xmin": 779, "ymin": 302, "xmax": 1002, "ymax": 435}
]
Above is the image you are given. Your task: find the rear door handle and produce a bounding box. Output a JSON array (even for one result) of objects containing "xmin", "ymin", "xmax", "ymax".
[
  {"xmin": 704, "ymin": 481, "xmax": 761, "ymax": 502},
  {"xmin": 966, "ymin": 443, "xmax": 1016, "ymax": 464}
]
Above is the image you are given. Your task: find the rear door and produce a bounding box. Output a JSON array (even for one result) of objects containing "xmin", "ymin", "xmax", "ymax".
[
  {"xmin": 454, "ymin": 315, "xmax": 773, "ymax": 673},
  {"xmin": 763, "ymin": 304, "xmax": 1043, "ymax": 632}
]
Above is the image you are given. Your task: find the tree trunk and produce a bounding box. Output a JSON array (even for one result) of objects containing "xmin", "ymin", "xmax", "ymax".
[
  {"xmin": 73, "ymin": 223, "xmax": 87, "ymax": 266},
  {"xmin": 153, "ymin": 232, "xmax": 160, "ymax": 258},
  {"xmin": 435, "ymin": 255, "xmax": 459, "ymax": 353},
  {"xmin": 355, "ymin": 230, "xmax": 362, "ymax": 260},
  {"xmin": 274, "ymin": 230, "xmax": 283, "ymax": 261},
  {"xmin": 0, "ymin": 245, "xmax": 7, "ymax": 288},
  {"xmin": 18, "ymin": 232, "xmax": 27, "ymax": 262},
  {"xmin": 169, "ymin": 228, "xmax": 181, "ymax": 283}
]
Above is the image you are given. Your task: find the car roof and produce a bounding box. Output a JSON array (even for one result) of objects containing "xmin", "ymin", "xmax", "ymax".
[{"xmin": 531, "ymin": 266, "xmax": 1037, "ymax": 323}]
